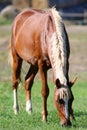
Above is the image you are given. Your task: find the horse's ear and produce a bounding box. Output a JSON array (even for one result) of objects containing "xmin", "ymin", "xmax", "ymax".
[
  {"xmin": 69, "ymin": 77, "xmax": 77, "ymax": 88},
  {"xmin": 55, "ymin": 78, "xmax": 61, "ymax": 89}
]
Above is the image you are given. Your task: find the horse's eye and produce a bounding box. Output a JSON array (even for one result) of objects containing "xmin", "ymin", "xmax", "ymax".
[{"xmin": 58, "ymin": 99, "xmax": 64, "ymax": 104}]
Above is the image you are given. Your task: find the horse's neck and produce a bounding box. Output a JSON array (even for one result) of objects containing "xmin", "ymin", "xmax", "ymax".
[
  {"xmin": 47, "ymin": 33, "xmax": 67, "ymax": 86},
  {"xmin": 51, "ymin": 58, "xmax": 67, "ymax": 85}
]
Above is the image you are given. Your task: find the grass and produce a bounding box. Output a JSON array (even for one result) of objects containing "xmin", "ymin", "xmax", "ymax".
[
  {"xmin": 0, "ymin": 81, "xmax": 87, "ymax": 130},
  {"xmin": 0, "ymin": 17, "xmax": 12, "ymax": 25}
]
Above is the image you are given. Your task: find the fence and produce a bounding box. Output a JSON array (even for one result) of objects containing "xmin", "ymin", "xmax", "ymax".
[{"xmin": 60, "ymin": 11, "xmax": 87, "ymax": 24}]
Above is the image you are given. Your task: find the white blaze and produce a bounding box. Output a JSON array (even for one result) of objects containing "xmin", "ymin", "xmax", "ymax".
[{"xmin": 64, "ymin": 99, "xmax": 69, "ymax": 119}]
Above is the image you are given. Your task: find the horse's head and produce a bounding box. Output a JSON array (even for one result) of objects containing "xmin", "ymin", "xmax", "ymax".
[{"xmin": 54, "ymin": 78, "xmax": 77, "ymax": 126}]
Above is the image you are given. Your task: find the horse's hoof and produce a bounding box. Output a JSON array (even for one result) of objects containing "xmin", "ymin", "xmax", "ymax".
[
  {"xmin": 27, "ymin": 111, "xmax": 32, "ymax": 115},
  {"xmin": 13, "ymin": 105, "xmax": 19, "ymax": 115},
  {"xmin": 26, "ymin": 108, "xmax": 32, "ymax": 115},
  {"xmin": 42, "ymin": 115, "xmax": 47, "ymax": 122},
  {"xmin": 14, "ymin": 110, "xmax": 19, "ymax": 115}
]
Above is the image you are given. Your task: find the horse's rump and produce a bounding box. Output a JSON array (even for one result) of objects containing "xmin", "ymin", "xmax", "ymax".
[
  {"xmin": 11, "ymin": 9, "xmax": 55, "ymax": 64},
  {"xmin": 13, "ymin": 9, "xmax": 45, "ymax": 39}
]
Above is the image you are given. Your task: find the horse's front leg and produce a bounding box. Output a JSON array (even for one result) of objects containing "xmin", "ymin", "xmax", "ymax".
[
  {"xmin": 38, "ymin": 60, "xmax": 49, "ymax": 122},
  {"xmin": 25, "ymin": 65, "xmax": 38, "ymax": 114}
]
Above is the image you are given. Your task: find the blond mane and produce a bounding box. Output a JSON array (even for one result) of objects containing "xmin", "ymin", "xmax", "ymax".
[{"xmin": 50, "ymin": 8, "xmax": 67, "ymax": 85}]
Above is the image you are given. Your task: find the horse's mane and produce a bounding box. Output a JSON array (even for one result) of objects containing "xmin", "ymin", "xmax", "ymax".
[{"xmin": 50, "ymin": 8, "xmax": 67, "ymax": 85}]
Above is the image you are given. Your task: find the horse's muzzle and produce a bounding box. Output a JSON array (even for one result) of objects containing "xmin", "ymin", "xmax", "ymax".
[{"xmin": 61, "ymin": 119, "xmax": 71, "ymax": 127}]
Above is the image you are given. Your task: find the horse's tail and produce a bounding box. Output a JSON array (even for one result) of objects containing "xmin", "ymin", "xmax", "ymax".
[
  {"xmin": 8, "ymin": 18, "xmax": 16, "ymax": 67},
  {"xmin": 8, "ymin": 38, "xmax": 13, "ymax": 67}
]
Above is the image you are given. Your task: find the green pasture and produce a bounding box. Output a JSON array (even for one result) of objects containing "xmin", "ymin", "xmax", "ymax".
[
  {"xmin": 0, "ymin": 17, "xmax": 12, "ymax": 25},
  {"xmin": 0, "ymin": 80, "xmax": 87, "ymax": 130}
]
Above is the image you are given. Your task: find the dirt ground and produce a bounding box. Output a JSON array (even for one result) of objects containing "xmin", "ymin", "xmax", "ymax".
[{"xmin": 0, "ymin": 24, "xmax": 87, "ymax": 82}]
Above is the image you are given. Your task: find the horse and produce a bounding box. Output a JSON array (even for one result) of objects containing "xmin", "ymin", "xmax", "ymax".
[{"xmin": 10, "ymin": 7, "xmax": 76, "ymax": 126}]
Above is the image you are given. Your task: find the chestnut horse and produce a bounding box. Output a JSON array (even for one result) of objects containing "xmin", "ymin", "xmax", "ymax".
[{"xmin": 10, "ymin": 8, "xmax": 76, "ymax": 126}]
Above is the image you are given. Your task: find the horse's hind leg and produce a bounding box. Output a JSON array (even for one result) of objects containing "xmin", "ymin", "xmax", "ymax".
[
  {"xmin": 25, "ymin": 64, "xmax": 38, "ymax": 114},
  {"xmin": 12, "ymin": 50, "xmax": 22, "ymax": 114}
]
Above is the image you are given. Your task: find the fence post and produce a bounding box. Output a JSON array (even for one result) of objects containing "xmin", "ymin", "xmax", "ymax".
[{"xmin": 84, "ymin": 10, "xmax": 87, "ymax": 24}]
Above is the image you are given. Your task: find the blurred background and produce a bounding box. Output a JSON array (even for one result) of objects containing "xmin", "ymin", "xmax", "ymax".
[
  {"xmin": 0, "ymin": 0, "xmax": 87, "ymax": 23},
  {"xmin": 0, "ymin": 0, "xmax": 87, "ymax": 82}
]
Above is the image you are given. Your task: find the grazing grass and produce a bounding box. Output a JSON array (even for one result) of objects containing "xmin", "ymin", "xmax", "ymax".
[
  {"xmin": 0, "ymin": 80, "xmax": 87, "ymax": 130},
  {"xmin": 0, "ymin": 17, "xmax": 12, "ymax": 25}
]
